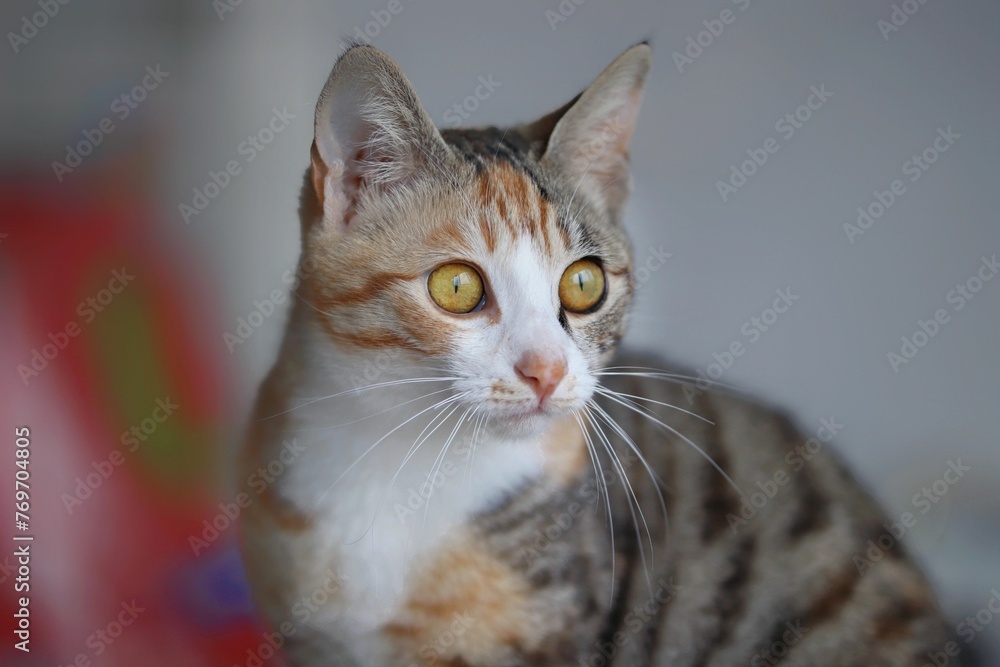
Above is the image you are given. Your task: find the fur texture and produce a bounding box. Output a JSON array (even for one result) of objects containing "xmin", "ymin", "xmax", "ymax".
[{"xmin": 240, "ymin": 43, "xmax": 957, "ymax": 666}]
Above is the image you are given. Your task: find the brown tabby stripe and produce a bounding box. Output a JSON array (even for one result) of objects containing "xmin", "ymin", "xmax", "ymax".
[
  {"xmin": 688, "ymin": 534, "xmax": 758, "ymax": 667},
  {"xmin": 477, "ymin": 486, "xmax": 554, "ymax": 538},
  {"xmin": 478, "ymin": 161, "xmax": 554, "ymax": 247},
  {"xmin": 440, "ymin": 127, "xmax": 554, "ymax": 200},
  {"xmin": 775, "ymin": 416, "xmax": 832, "ymax": 541},
  {"xmin": 627, "ymin": 373, "xmax": 677, "ymax": 523},
  {"xmin": 699, "ymin": 400, "xmax": 740, "ymax": 543},
  {"xmin": 441, "ymin": 127, "xmax": 535, "ymax": 169},
  {"xmin": 872, "ymin": 596, "xmax": 930, "ymax": 640},
  {"xmin": 802, "ymin": 565, "xmax": 860, "ymax": 627},
  {"xmin": 322, "ymin": 271, "xmax": 420, "ymax": 307},
  {"xmin": 786, "ymin": 475, "xmax": 831, "ymax": 541},
  {"xmin": 599, "ymin": 372, "xmax": 680, "ymax": 662},
  {"xmin": 328, "ymin": 328, "xmax": 421, "ymax": 352},
  {"xmin": 537, "ymin": 199, "xmax": 554, "ymax": 254},
  {"xmin": 595, "ymin": 506, "xmax": 642, "ymax": 654},
  {"xmin": 863, "ymin": 520, "xmax": 908, "ymax": 561}
]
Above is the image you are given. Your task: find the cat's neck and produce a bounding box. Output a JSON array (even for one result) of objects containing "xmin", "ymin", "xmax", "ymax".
[{"xmin": 264, "ymin": 309, "xmax": 557, "ymax": 618}]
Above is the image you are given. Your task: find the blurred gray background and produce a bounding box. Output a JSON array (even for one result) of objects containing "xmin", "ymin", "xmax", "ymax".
[{"xmin": 5, "ymin": 0, "xmax": 998, "ymax": 662}]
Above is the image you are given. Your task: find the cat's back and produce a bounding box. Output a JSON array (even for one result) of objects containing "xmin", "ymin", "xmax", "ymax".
[{"xmin": 588, "ymin": 349, "xmax": 957, "ymax": 666}]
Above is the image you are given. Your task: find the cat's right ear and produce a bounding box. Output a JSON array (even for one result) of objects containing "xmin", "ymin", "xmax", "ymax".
[
  {"xmin": 528, "ymin": 43, "xmax": 652, "ymax": 223},
  {"xmin": 310, "ymin": 45, "xmax": 452, "ymax": 231}
]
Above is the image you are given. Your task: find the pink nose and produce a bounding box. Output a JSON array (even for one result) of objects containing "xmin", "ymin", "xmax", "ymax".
[{"xmin": 515, "ymin": 350, "xmax": 567, "ymax": 405}]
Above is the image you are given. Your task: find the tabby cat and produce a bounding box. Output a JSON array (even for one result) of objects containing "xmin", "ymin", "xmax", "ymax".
[{"xmin": 239, "ymin": 42, "xmax": 957, "ymax": 666}]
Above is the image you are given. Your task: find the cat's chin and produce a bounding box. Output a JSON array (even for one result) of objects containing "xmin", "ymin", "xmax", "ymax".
[{"xmin": 484, "ymin": 405, "xmax": 576, "ymax": 440}]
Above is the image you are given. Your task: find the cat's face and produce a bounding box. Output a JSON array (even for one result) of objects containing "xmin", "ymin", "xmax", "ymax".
[{"xmin": 302, "ymin": 44, "xmax": 650, "ymax": 438}]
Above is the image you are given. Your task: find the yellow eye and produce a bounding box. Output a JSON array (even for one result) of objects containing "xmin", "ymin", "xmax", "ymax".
[
  {"xmin": 428, "ymin": 263, "xmax": 485, "ymax": 314},
  {"xmin": 559, "ymin": 259, "xmax": 606, "ymax": 313}
]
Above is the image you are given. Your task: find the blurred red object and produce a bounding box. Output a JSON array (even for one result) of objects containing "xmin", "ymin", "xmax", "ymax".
[{"xmin": 0, "ymin": 173, "xmax": 268, "ymax": 666}]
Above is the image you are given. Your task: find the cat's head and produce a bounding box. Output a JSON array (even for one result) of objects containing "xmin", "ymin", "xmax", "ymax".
[{"xmin": 301, "ymin": 43, "xmax": 650, "ymax": 438}]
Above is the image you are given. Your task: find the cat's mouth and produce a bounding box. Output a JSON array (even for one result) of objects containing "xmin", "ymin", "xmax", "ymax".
[{"xmin": 484, "ymin": 396, "xmax": 585, "ymax": 435}]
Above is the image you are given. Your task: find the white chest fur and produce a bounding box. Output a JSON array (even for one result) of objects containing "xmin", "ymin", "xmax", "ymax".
[{"xmin": 269, "ymin": 342, "xmax": 546, "ymax": 640}]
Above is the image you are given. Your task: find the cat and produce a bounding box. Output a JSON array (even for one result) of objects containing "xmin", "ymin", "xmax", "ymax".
[{"xmin": 239, "ymin": 42, "xmax": 958, "ymax": 666}]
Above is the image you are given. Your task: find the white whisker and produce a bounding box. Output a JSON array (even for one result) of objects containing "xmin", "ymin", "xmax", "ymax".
[
  {"xmin": 263, "ymin": 376, "xmax": 459, "ymax": 420},
  {"xmin": 585, "ymin": 403, "xmax": 654, "ymax": 595},
  {"xmin": 594, "ymin": 367, "xmax": 740, "ymax": 393},
  {"xmin": 597, "ymin": 390, "xmax": 745, "ymax": 498},
  {"xmin": 313, "ymin": 392, "xmax": 465, "ymax": 510},
  {"xmin": 293, "ymin": 386, "xmax": 458, "ymax": 433},
  {"xmin": 595, "ymin": 386, "xmax": 713, "ymax": 424},
  {"xmin": 420, "ymin": 404, "xmax": 476, "ymax": 532},
  {"xmin": 348, "ymin": 396, "xmax": 470, "ymax": 544},
  {"xmin": 587, "ymin": 399, "xmax": 671, "ymax": 567},
  {"xmin": 575, "ymin": 410, "xmax": 616, "ymax": 607},
  {"xmin": 465, "ymin": 411, "xmax": 489, "ymax": 492}
]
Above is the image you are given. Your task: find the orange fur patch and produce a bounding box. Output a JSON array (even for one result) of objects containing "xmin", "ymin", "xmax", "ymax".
[
  {"xmin": 383, "ymin": 533, "xmax": 541, "ymax": 665},
  {"xmin": 321, "ymin": 270, "xmax": 421, "ymax": 308},
  {"xmin": 309, "ymin": 141, "xmax": 326, "ymax": 213},
  {"xmin": 256, "ymin": 485, "xmax": 313, "ymax": 532},
  {"xmin": 476, "ymin": 161, "xmax": 562, "ymax": 252},
  {"xmin": 540, "ymin": 413, "xmax": 588, "ymax": 486}
]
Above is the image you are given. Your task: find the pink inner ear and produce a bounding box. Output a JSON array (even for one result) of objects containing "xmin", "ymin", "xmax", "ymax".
[
  {"xmin": 339, "ymin": 146, "xmax": 371, "ymax": 227},
  {"xmin": 310, "ymin": 145, "xmax": 375, "ymax": 230},
  {"xmin": 592, "ymin": 91, "xmax": 642, "ymax": 158}
]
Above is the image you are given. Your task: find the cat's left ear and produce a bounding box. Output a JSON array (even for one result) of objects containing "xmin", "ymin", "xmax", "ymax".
[
  {"xmin": 310, "ymin": 44, "xmax": 453, "ymax": 231},
  {"xmin": 533, "ymin": 43, "xmax": 651, "ymax": 222}
]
